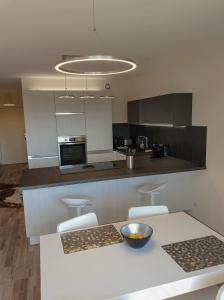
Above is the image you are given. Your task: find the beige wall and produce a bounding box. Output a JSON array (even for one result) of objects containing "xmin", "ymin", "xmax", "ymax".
[
  {"xmin": 0, "ymin": 84, "xmax": 27, "ymax": 164},
  {"xmin": 124, "ymin": 45, "xmax": 224, "ymax": 234}
]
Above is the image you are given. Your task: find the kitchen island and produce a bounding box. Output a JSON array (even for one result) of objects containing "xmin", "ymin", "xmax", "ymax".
[
  {"xmin": 21, "ymin": 156, "xmax": 204, "ymax": 189},
  {"xmin": 20, "ymin": 155, "xmax": 205, "ymax": 244}
]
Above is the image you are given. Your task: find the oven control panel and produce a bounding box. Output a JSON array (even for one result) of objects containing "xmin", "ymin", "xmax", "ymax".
[{"xmin": 58, "ymin": 136, "xmax": 86, "ymax": 144}]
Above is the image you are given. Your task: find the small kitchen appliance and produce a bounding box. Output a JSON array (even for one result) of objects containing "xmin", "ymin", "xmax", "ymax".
[
  {"xmin": 58, "ymin": 135, "xmax": 87, "ymax": 168},
  {"xmin": 137, "ymin": 136, "xmax": 149, "ymax": 150},
  {"xmin": 151, "ymin": 144, "xmax": 168, "ymax": 158}
]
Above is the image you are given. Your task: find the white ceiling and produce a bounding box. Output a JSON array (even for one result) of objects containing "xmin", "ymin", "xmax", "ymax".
[{"xmin": 0, "ymin": 0, "xmax": 224, "ymax": 80}]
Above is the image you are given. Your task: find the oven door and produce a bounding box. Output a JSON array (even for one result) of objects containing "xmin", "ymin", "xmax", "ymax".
[{"xmin": 59, "ymin": 142, "xmax": 87, "ymax": 167}]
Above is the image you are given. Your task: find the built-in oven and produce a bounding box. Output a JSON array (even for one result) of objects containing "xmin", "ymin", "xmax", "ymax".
[{"xmin": 58, "ymin": 136, "xmax": 87, "ymax": 168}]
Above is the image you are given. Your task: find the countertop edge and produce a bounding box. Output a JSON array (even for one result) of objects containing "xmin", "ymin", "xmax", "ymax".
[{"xmin": 20, "ymin": 165, "xmax": 206, "ymax": 191}]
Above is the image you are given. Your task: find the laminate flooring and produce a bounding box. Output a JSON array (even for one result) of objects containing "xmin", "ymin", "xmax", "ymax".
[
  {"xmin": 0, "ymin": 208, "xmax": 40, "ymax": 300},
  {"xmin": 0, "ymin": 164, "xmax": 27, "ymax": 185}
]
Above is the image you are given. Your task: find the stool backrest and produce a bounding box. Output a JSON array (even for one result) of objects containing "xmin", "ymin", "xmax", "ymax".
[
  {"xmin": 128, "ymin": 205, "xmax": 169, "ymax": 220},
  {"xmin": 216, "ymin": 285, "xmax": 224, "ymax": 300},
  {"xmin": 57, "ymin": 212, "xmax": 99, "ymax": 233}
]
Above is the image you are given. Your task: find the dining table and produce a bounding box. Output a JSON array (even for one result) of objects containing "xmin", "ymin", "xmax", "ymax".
[{"xmin": 40, "ymin": 212, "xmax": 224, "ymax": 300}]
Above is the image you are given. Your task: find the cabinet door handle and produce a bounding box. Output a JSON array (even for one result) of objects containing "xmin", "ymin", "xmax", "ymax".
[{"xmin": 28, "ymin": 155, "xmax": 59, "ymax": 159}]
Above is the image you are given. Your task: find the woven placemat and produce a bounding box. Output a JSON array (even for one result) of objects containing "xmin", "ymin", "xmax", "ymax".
[
  {"xmin": 162, "ymin": 235, "xmax": 224, "ymax": 272},
  {"xmin": 61, "ymin": 224, "xmax": 123, "ymax": 254}
]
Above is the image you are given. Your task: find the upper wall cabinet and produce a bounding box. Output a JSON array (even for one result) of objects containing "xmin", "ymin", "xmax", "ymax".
[
  {"xmin": 23, "ymin": 91, "xmax": 58, "ymax": 156},
  {"xmin": 128, "ymin": 93, "xmax": 192, "ymax": 126}
]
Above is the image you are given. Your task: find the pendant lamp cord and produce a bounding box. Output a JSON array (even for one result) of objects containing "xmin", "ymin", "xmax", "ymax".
[
  {"xmin": 85, "ymin": 76, "xmax": 88, "ymax": 91},
  {"xmin": 92, "ymin": 0, "xmax": 96, "ymax": 32},
  {"xmin": 64, "ymin": 74, "xmax": 67, "ymax": 92}
]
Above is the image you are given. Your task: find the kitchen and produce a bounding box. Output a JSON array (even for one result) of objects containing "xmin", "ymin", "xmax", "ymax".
[
  {"xmin": 20, "ymin": 88, "xmax": 206, "ymax": 245},
  {"xmin": 1, "ymin": 1, "xmax": 224, "ymax": 299}
]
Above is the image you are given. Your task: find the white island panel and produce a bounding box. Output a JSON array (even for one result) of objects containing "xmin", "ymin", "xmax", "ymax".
[{"xmin": 22, "ymin": 170, "xmax": 200, "ymax": 244}]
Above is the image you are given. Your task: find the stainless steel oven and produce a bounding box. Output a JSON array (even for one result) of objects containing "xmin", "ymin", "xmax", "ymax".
[{"xmin": 58, "ymin": 136, "xmax": 87, "ymax": 168}]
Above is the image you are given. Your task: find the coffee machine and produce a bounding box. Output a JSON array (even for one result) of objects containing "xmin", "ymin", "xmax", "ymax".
[{"xmin": 137, "ymin": 136, "xmax": 149, "ymax": 150}]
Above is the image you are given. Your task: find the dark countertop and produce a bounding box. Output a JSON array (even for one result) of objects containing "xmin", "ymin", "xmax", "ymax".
[{"xmin": 20, "ymin": 156, "xmax": 205, "ymax": 190}]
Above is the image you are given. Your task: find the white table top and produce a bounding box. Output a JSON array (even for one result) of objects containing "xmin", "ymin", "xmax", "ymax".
[{"xmin": 40, "ymin": 212, "xmax": 224, "ymax": 300}]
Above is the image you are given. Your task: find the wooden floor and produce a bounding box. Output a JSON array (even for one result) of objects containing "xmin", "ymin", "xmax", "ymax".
[
  {"xmin": 0, "ymin": 208, "xmax": 40, "ymax": 300},
  {"xmin": 0, "ymin": 164, "xmax": 27, "ymax": 185}
]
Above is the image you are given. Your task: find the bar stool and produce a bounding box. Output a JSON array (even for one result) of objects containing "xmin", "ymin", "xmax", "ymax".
[
  {"xmin": 137, "ymin": 182, "xmax": 167, "ymax": 206},
  {"xmin": 61, "ymin": 198, "xmax": 93, "ymax": 218}
]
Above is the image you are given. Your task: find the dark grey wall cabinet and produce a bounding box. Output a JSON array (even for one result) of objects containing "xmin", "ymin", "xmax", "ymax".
[{"xmin": 128, "ymin": 93, "xmax": 192, "ymax": 126}]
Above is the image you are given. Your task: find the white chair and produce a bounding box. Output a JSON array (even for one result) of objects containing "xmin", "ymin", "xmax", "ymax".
[
  {"xmin": 169, "ymin": 284, "xmax": 224, "ymax": 300},
  {"xmin": 128, "ymin": 205, "xmax": 169, "ymax": 220},
  {"xmin": 138, "ymin": 182, "xmax": 167, "ymax": 206},
  {"xmin": 61, "ymin": 198, "xmax": 93, "ymax": 218},
  {"xmin": 57, "ymin": 212, "xmax": 99, "ymax": 233}
]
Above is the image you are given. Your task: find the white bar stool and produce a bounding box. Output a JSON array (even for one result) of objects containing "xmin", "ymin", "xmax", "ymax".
[
  {"xmin": 61, "ymin": 198, "xmax": 93, "ymax": 218},
  {"xmin": 137, "ymin": 182, "xmax": 167, "ymax": 206}
]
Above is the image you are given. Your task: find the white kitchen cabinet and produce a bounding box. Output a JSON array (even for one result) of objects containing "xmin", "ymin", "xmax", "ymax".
[
  {"xmin": 23, "ymin": 91, "xmax": 58, "ymax": 157},
  {"xmin": 28, "ymin": 155, "xmax": 59, "ymax": 169},
  {"xmin": 87, "ymin": 151, "xmax": 126, "ymax": 163},
  {"xmin": 85, "ymin": 99, "xmax": 113, "ymax": 151},
  {"xmin": 54, "ymin": 92, "xmax": 86, "ymax": 136},
  {"xmin": 87, "ymin": 151, "xmax": 115, "ymax": 163},
  {"xmin": 56, "ymin": 114, "xmax": 86, "ymax": 136},
  {"xmin": 115, "ymin": 152, "xmax": 126, "ymax": 161},
  {"xmin": 54, "ymin": 93, "xmax": 84, "ymax": 113}
]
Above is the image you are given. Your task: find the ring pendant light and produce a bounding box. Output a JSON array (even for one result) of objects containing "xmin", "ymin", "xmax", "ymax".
[{"xmin": 55, "ymin": 55, "xmax": 137, "ymax": 76}]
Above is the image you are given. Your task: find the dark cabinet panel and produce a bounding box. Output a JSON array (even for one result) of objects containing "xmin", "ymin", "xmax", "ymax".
[
  {"xmin": 128, "ymin": 93, "xmax": 192, "ymax": 126},
  {"xmin": 140, "ymin": 96, "xmax": 173, "ymax": 125},
  {"xmin": 127, "ymin": 100, "xmax": 139, "ymax": 123}
]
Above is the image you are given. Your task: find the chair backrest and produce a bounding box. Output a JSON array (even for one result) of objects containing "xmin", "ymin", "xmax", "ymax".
[
  {"xmin": 128, "ymin": 205, "xmax": 169, "ymax": 220},
  {"xmin": 57, "ymin": 212, "xmax": 99, "ymax": 233},
  {"xmin": 216, "ymin": 285, "xmax": 224, "ymax": 300}
]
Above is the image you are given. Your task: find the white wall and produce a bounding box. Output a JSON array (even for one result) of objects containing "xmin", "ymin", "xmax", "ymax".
[{"xmin": 123, "ymin": 45, "xmax": 224, "ymax": 234}]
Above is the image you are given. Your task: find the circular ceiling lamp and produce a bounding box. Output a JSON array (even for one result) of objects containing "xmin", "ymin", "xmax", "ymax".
[
  {"xmin": 55, "ymin": 55, "xmax": 137, "ymax": 76},
  {"xmin": 58, "ymin": 94, "xmax": 75, "ymax": 100},
  {"xmin": 99, "ymin": 95, "xmax": 114, "ymax": 99}
]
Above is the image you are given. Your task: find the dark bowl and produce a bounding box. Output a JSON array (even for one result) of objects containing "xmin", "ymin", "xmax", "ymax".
[{"xmin": 120, "ymin": 223, "xmax": 153, "ymax": 249}]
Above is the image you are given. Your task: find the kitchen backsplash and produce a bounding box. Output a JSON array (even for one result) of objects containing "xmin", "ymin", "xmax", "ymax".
[{"xmin": 112, "ymin": 123, "xmax": 207, "ymax": 166}]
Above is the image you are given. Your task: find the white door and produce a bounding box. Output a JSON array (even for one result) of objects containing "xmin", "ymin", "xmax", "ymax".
[
  {"xmin": 23, "ymin": 91, "xmax": 58, "ymax": 156},
  {"xmin": 85, "ymin": 99, "xmax": 113, "ymax": 151}
]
